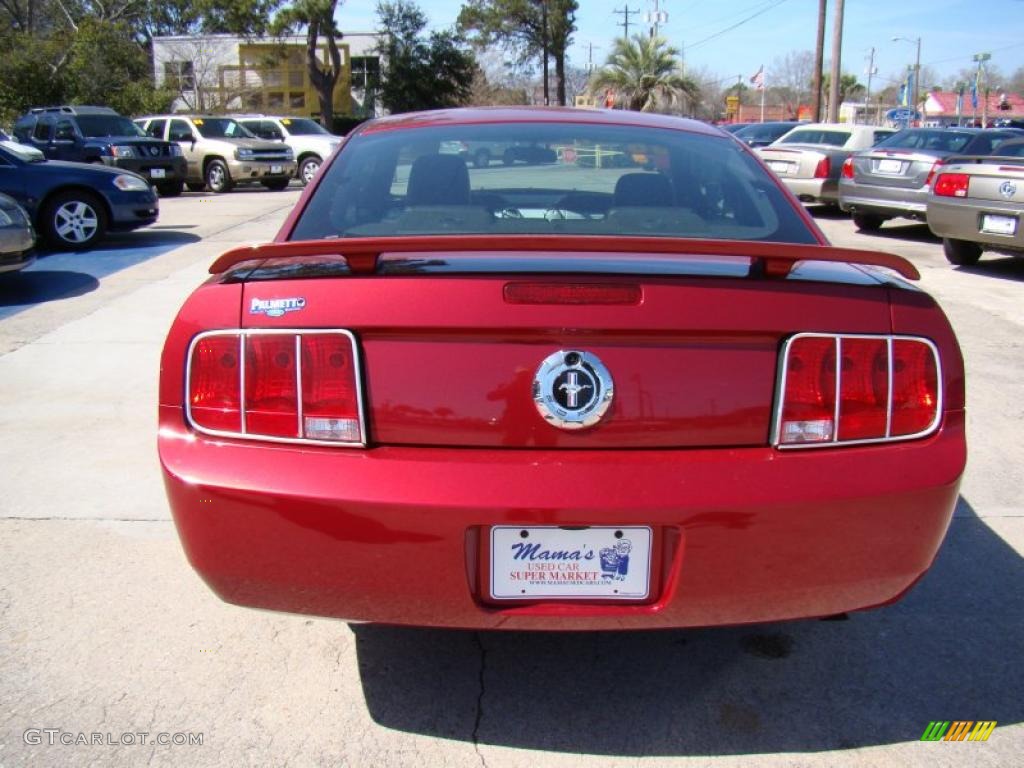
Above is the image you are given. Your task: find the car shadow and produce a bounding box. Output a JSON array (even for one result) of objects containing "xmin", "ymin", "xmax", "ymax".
[
  {"xmin": 352, "ymin": 496, "xmax": 1022, "ymax": 755},
  {"xmin": 857, "ymin": 222, "xmax": 940, "ymax": 244},
  {"xmin": 806, "ymin": 205, "xmax": 847, "ymax": 220},
  {"xmin": 957, "ymin": 256, "xmax": 1024, "ymax": 282},
  {"xmin": 0, "ymin": 269, "xmax": 99, "ymax": 309}
]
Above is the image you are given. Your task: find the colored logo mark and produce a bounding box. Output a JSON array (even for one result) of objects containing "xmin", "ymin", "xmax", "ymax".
[{"xmin": 920, "ymin": 721, "xmax": 997, "ymax": 742}]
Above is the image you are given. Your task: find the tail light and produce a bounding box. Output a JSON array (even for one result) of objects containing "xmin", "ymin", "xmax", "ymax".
[
  {"xmin": 933, "ymin": 173, "xmax": 970, "ymax": 198},
  {"xmin": 813, "ymin": 156, "xmax": 831, "ymax": 179},
  {"xmin": 841, "ymin": 157, "xmax": 854, "ymax": 179},
  {"xmin": 924, "ymin": 160, "xmax": 944, "ymax": 187},
  {"xmin": 775, "ymin": 334, "xmax": 941, "ymax": 448},
  {"xmin": 187, "ymin": 330, "xmax": 364, "ymax": 446}
]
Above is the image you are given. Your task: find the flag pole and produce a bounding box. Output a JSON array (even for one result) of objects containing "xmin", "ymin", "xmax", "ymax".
[{"xmin": 760, "ymin": 67, "xmax": 766, "ymax": 122}]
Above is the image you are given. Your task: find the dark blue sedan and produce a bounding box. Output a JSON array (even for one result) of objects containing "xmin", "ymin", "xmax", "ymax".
[{"xmin": 0, "ymin": 140, "xmax": 158, "ymax": 250}]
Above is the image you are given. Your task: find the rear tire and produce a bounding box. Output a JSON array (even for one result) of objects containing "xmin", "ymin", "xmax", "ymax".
[
  {"xmin": 298, "ymin": 156, "xmax": 321, "ymax": 185},
  {"xmin": 943, "ymin": 238, "xmax": 982, "ymax": 266},
  {"xmin": 852, "ymin": 213, "xmax": 885, "ymax": 232},
  {"xmin": 204, "ymin": 159, "xmax": 233, "ymax": 193},
  {"xmin": 473, "ymin": 149, "xmax": 490, "ymax": 168},
  {"xmin": 157, "ymin": 181, "xmax": 184, "ymax": 197},
  {"xmin": 261, "ymin": 178, "xmax": 291, "ymax": 191},
  {"xmin": 42, "ymin": 190, "xmax": 108, "ymax": 250}
]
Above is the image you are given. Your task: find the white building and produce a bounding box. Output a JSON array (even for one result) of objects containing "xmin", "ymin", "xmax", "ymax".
[{"xmin": 152, "ymin": 33, "xmax": 384, "ymax": 119}]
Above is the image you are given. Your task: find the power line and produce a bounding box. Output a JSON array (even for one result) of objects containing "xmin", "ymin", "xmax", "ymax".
[
  {"xmin": 613, "ymin": 6, "xmax": 642, "ymax": 39},
  {"xmin": 686, "ymin": 0, "xmax": 792, "ymax": 53}
]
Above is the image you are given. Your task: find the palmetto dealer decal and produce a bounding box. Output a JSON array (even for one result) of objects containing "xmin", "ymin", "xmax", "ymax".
[{"xmin": 249, "ymin": 297, "xmax": 306, "ymax": 317}]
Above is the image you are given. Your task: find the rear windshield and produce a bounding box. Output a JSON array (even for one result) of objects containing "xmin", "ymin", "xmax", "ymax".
[
  {"xmin": 735, "ymin": 123, "xmax": 792, "ymax": 141},
  {"xmin": 874, "ymin": 130, "xmax": 973, "ymax": 153},
  {"xmin": 290, "ymin": 122, "xmax": 817, "ymax": 244},
  {"xmin": 778, "ymin": 129, "xmax": 851, "ymax": 147},
  {"xmin": 997, "ymin": 142, "xmax": 1024, "ymax": 158},
  {"xmin": 192, "ymin": 118, "xmax": 253, "ymax": 139},
  {"xmin": 76, "ymin": 115, "xmax": 145, "ymax": 138}
]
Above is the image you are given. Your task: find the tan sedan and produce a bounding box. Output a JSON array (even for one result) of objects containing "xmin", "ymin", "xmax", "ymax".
[{"xmin": 927, "ymin": 138, "xmax": 1024, "ymax": 265}]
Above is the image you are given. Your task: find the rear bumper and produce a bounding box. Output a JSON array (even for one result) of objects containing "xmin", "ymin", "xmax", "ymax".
[
  {"xmin": 839, "ymin": 180, "xmax": 930, "ymax": 218},
  {"xmin": 927, "ymin": 197, "xmax": 1024, "ymax": 252},
  {"xmin": 159, "ymin": 406, "xmax": 966, "ymax": 630},
  {"xmin": 781, "ymin": 177, "xmax": 838, "ymax": 203}
]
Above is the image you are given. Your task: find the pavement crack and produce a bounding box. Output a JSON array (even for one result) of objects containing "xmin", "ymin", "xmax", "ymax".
[{"xmin": 471, "ymin": 631, "xmax": 489, "ymax": 768}]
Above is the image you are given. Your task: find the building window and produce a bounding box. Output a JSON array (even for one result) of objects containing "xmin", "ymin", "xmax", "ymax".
[
  {"xmin": 350, "ymin": 57, "xmax": 380, "ymax": 89},
  {"xmin": 164, "ymin": 61, "xmax": 196, "ymax": 91}
]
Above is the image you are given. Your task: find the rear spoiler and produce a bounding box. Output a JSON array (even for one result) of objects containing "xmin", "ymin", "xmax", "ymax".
[{"xmin": 209, "ymin": 235, "xmax": 919, "ymax": 281}]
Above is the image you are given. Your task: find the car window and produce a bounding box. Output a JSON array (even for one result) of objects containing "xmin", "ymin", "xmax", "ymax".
[
  {"xmin": 0, "ymin": 141, "xmax": 45, "ymax": 162},
  {"xmin": 778, "ymin": 129, "xmax": 851, "ymax": 147},
  {"xmin": 280, "ymin": 118, "xmax": 330, "ymax": 136},
  {"xmin": 169, "ymin": 120, "xmax": 193, "ymax": 142},
  {"xmin": 872, "ymin": 131, "xmax": 895, "ymax": 145},
  {"xmin": 32, "ymin": 119, "xmax": 51, "ymax": 142},
  {"xmin": 291, "ymin": 122, "xmax": 818, "ymax": 245},
  {"xmin": 191, "ymin": 118, "xmax": 254, "ymax": 139},
  {"xmin": 735, "ymin": 123, "xmax": 790, "ymax": 141},
  {"xmin": 76, "ymin": 115, "xmax": 145, "ymax": 138},
  {"xmin": 874, "ymin": 130, "xmax": 973, "ymax": 153},
  {"xmin": 144, "ymin": 119, "xmax": 166, "ymax": 139},
  {"xmin": 998, "ymin": 142, "xmax": 1024, "ymax": 158},
  {"xmin": 55, "ymin": 120, "xmax": 76, "ymax": 141}
]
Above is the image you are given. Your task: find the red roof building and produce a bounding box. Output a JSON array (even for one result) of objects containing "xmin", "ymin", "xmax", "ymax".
[{"xmin": 923, "ymin": 89, "xmax": 1024, "ymax": 125}]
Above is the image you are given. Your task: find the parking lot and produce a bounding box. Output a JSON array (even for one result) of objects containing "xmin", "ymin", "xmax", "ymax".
[{"xmin": 0, "ymin": 189, "xmax": 1021, "ymax": 767}]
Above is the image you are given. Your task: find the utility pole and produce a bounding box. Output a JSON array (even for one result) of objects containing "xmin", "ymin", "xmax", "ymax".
[
  {"xmin": 812, "ymin": 0, "xmax": 827, "ymax": 122},
  {"xmin": 680, "ymin": 40, "xmax": 685, "ymax": 77},
  {"xmin": 541, "ymin": 0, "xmax": 549, "ymax": 105},
  {"xmin": 587, "ymin": 42, "xmax": 594, "ymax": 74},
  {"xmin": 827, "ymin": 0, "xmax": 845, "ymax": 123},
  {"xmin": 864, "ymin": 46, "xmax": 876, "ymax": 124},
  {"xmin": 614, "ymin": 6, "xmax": 640, "ymax": 40},
  {"xmin": 646, "ymin": 0, "xmax": 668, "ymax": 38}
]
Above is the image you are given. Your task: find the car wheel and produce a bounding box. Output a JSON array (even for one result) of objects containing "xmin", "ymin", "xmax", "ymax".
[
  {"xmin": 261, "ymin": 178, "xmax": 291, "ymax": 191},
  {"xmin": 42, "ymin": 191, "xmax": 108, "ymax": 250},
  {"xmin": 186, "ymin": 182, "xmax": 206, "ymax": 193},
  {"xmin": 943, "ymin": 238, "xmax": 982, "ymax": 266},
  {"xmin": 298, "ymin": 156, "xmax": 321, "ymax": 185},
  {"xmin": 473, "ymin": 149, "xmax": 491, "ymax": 169},
  {"xmin": 502, "ymin": 148, "xmax": 516, "ymax": 166},
  {"xmin": 852, "ymin": 213, "xmax": 885, "ymax": 232},
  {"xmin": 205, "ymin": 159, "xmax": 233, "ymax": 193},
  {"xmin": 157, "ymin": 181, "xmax": 184, "ymax": 197}
]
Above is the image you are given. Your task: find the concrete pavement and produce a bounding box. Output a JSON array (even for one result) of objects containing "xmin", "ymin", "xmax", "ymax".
[{"xmin": 0, "ymin": 196, "xmax": 1020, "ymax": 768}]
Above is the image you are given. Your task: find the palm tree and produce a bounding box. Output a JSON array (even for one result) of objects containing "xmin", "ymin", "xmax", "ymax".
[{"xmin": 589, "ymin": 35, "xmax": 699, "ymax": 113}]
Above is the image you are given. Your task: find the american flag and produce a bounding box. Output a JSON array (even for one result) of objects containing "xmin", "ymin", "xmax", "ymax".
[{"xmin": 750, "ymin": 66, "xmax": 765, "ymax": 91}]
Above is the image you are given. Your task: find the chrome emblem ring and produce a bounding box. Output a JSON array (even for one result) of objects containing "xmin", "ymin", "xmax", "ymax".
[
  {"xmin": 999, "ymin": 180, "xmax": 1017, "ymax": 200},
  {"xmin": 533, "ymin": 350, "xmax": 614, "ymax": 430}
]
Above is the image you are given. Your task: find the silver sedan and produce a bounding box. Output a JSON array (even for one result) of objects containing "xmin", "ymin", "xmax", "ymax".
[{"xmin": 927, "ymin": 138, "xmax": 1024, "ymax": 265}]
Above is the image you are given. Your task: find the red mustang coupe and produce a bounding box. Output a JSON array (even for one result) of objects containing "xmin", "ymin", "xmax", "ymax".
[{"xmin": 159, "ymin": 108, "xmax": 965, "ymax": 630}]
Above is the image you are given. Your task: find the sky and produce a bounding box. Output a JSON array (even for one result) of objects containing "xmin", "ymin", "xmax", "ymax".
[{"xmin": 336, "ymin": 0, "xmax": 1024, "ymax": 91}]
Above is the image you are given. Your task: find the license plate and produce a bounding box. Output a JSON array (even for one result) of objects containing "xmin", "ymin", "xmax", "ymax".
[
  {"xmin": 876, "ymin": 158, "xmax": 902, "ymax": 174},
  {"xmin": 767, "ymin": 161, "xmax": 791, "ymax": 174},
  {"xmin": 490, "ymin": 526, "xmax": 652, "ymax": 600},
  {"xmin": 150, "ymin": 168, "xmax": 165, "ymax": 179},
  {"xmin": 270, "ymin": 164, "xmax": 283, "ymax": 174},
  {"xmin": 980, "ymin": 214, "xmax": 1018, "ymax": 235}
]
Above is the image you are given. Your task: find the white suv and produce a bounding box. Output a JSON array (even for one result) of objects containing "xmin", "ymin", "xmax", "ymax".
[{"xmin": 234, "ymin": 116, "xmax": 342, "ymax": 186}]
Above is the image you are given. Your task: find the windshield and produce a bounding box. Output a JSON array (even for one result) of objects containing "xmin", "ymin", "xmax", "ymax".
[
  {"xmin": 281, "ymin": 118, "xmax": 331, "ymax": 136},
  {"xmin": 192, "ymin": 118, "xmax": 254, "ymax": 139},
  {"xmin": 0, "ymin": 141, "xmax": 45, "ymax": 162},
  {"xmin": 76, "ymin": 115, "xmax": 145, "ymax": 138},
  {"xmin": 290, "ymin": 122, "xmax": 817, "ymax": 244},
  {"xmin": 778, "ymin": 129, "xmax": 851, "ymax": 147},
  {"xmin": 874, "ymin": 130, "xmax": 973, "ymax": 153}
]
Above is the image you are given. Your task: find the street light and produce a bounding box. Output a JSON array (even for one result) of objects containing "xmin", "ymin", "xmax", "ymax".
[{"xmin": 892, "ymin": 36, "xmax": 922, "ymax": 120}]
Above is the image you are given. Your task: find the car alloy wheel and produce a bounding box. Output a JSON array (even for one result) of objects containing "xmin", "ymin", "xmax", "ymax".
[
  {"xmin": 205, "ymin": 160, "xmax": 233, "ymax": 193},
  {"xmin": 299, "ymin": 157, "xmax": 321, "ymax": 185},
  {"xmin": 44, "ymin": 192, "xmax": 107, "ymax": 250}
]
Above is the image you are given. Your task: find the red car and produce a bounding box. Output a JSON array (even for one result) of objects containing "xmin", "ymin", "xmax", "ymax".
[{"xmin": 159, "ymin": 108, "xmax": 965, "ymax": 630}]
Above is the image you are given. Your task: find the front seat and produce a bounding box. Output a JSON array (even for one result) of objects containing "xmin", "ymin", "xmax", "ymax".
[
  {"xmin": 613, "ymin": 172, "xmax": 674, "ymax": 207},
  {"xmin": 406, "ymin": 154, "xmax": 471, "ymax": 205}
]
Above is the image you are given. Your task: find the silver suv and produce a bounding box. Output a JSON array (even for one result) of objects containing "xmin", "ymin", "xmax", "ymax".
[
  {"xmin": 233, "ymin": 115, "xmax": 341, "ymax": 185},
  {"xmin": 134, "ymin": 115, "xmax": 296, "ymax": 193}
]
